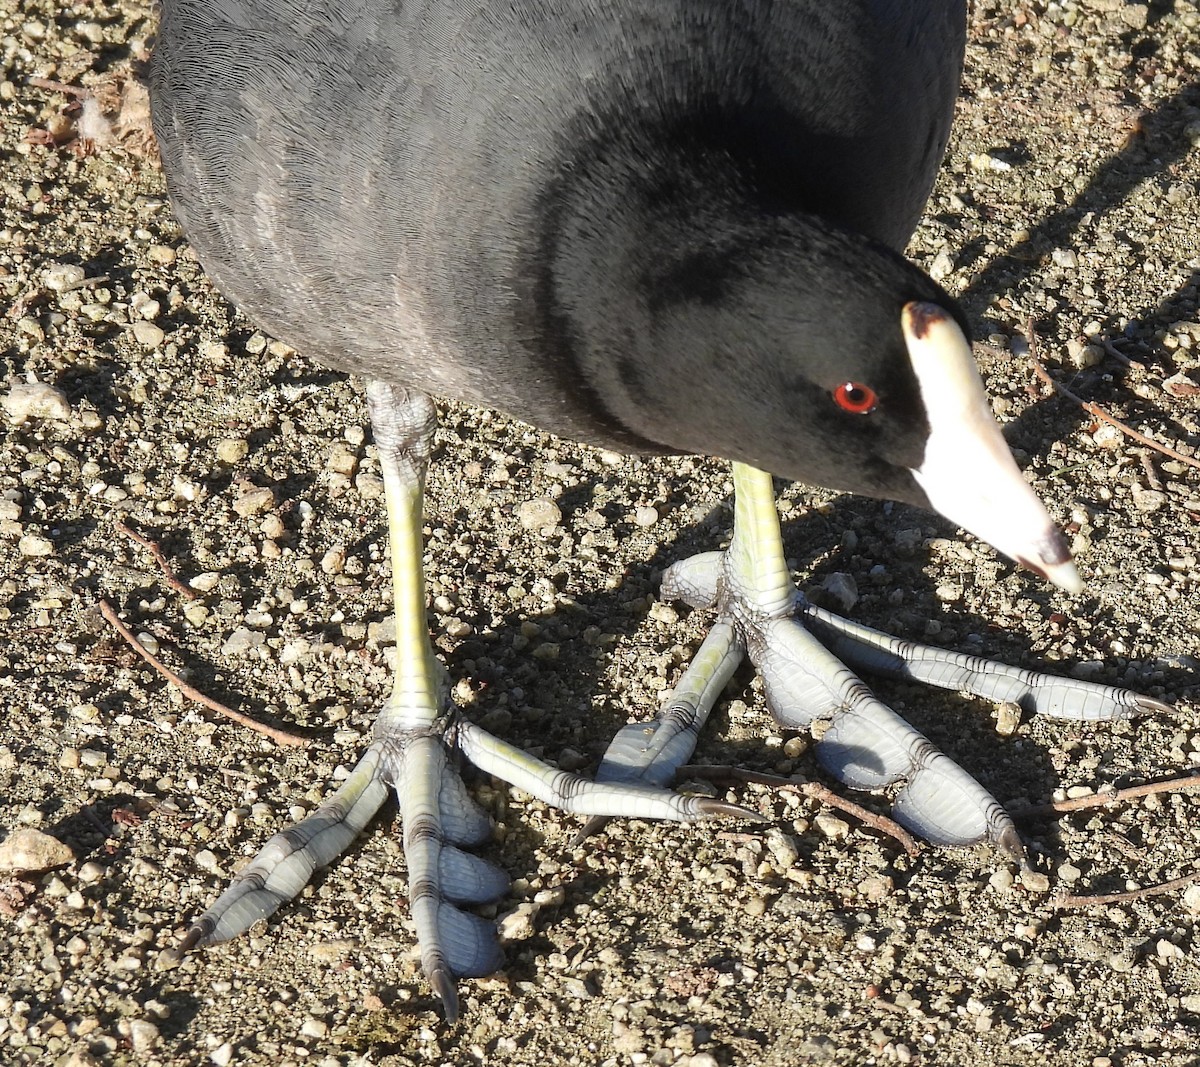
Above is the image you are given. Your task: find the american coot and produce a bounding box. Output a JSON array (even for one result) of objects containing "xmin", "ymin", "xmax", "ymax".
[{"xmin": 150, "ymin": 0, "xmax": 1163, "ymax": 1021}]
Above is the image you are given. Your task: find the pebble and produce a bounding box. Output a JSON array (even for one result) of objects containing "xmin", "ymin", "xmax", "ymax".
[
  {"xmin": 215, "ymin": 437, "xmax": 250, "ymax": 463},
  {"xmin": 43, "ymin": 262, "xmax": 87, "ymax": 291},
  {"xmin": 210, "ymin": 1043, "xmax": 234, "ymax": 1067},
  {"xmin": 989, "ymin": 868, "xmax": 1015, "ymax": 892},
  {"xmin": 189, "ymin": 571, "xmax": 222, "ymax": 592},
  {"xmin": 857, "ymin": 875, "xmax": 894, "ymax": 902},
  {"xmin": 634, "ymin": 505, "xmax": 659, "ymax": 527},
  {"xmin": 125, "ymin": 1018, "xmax": 159, "ymax": 1055},
  {"xmin": 1130, "ymin": 485, "xmax": 1167, "ymax": 513},
  {"xmin": 994, "ymin": 701, "xmax": 1021, "ymax": 736},
  {"xmin": 3, "ymin": 382, "xmax": 71, "ymax": 422},
  {"xmin": 1019, "ymin": 869, "xmax": 1050, "ymax": 894},
  {"xmin": 764, "ymin": 829, "xmax": 799, "ymax": 868},
  {"xmin": 820, "ymin": 572, "xmax": 859, "ymax": 612},
  {"xmin": 928, "ymin": 247, "xmax": 955, "ymax": 281},
  {"xmin": 517, "ymin": 496, "xmax": 562, "ymax": 531},
  {"xmin": 130, "ymin": 320, "xmax": 166, "ymax": 348},
  {"xmin": 221, "ymin": 627, "xmax": 265, "ymax": 656},
  {"xmin": 814, "ymin": 814, "xmax": 850, "ymax": 841},
  {"xmin": 77, "ymin": 861, "xmax": 105, "ymax": 883},
  {"xmin": 1057, "ymin": 862, "xmax": 1082, "ymax": 883},
  {"xmin": 18, "ymin": 534, "xmax": 54, "ymax": 557},
  {"xmin": 1182, "ymin": 884, "xmax": 1200, "ymax": 915},
  {"xmin": 232, "ymin": 486, "xmax": 276, "ymax": 517},
  {"xmin": 497, "ymin": 903, "xmax": 538, "ymax": 942},
  {"xmin": 0, "ymin": 828, "xmax": 73, "ymax": 872}
]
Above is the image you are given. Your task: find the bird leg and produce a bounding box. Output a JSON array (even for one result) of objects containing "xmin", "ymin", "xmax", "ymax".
[
  {"xmin": 177, "ymin": 381, "xmax": 754, "ymax": 1022},
  {"xmin": 592, "ymin": 462, "xmax": 1166, "ymax": 860}
]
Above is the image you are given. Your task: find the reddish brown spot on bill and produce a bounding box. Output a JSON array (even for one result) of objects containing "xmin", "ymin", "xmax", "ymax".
[{"xmin": 903, "ymin": 300, "xmax": 948, "ymax": 340}]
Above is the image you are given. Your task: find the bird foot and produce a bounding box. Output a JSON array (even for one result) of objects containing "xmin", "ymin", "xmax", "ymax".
[
  {"xmin": 591, "ymin": 546, "xmax": 1166, "ymax": 861},
  {"xmin": 178, "ymin": 696, "xmax": 755, "ymax": 1022}
]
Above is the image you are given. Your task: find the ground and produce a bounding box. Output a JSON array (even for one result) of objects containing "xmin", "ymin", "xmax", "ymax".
[{"xmin": 2, "ymin": 1, "xmax": 1200, "ymax": 1065}]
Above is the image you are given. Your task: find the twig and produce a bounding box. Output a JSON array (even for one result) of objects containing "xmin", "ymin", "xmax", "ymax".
[
  {"xmin": 1009, "ymin": 773, "xmax": 1200, "ymax": 818},
  {"xmin": 678, "ymin": 764, "xmax": 920, "ymax": 858},
  {"xmin": 98, "ymin": 599, "xmax": 309, "ymax": 748},
  {"xmin": 28, "ymin": 75, "xmax": 90, "ymax": 98},
  {"xmin": 1026, "ymin": 319, "xmax": 1200, "ymax": 472},
  {"xmin": 1054, "ymin": 871, "xmax": 1200, "ymax": 909},
  {"xmin": 1095, "ymin": 336, "xmax": 1145, "ymax": 370},
  {"xmin": 115, "ymin": 518, "xmax": 199, "ymax": 601}
]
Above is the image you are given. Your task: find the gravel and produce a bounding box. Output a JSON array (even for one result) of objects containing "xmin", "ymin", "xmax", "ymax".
[{"xmin": 2, "ymin": 1, "xmax": 1200, "ymax": 1065}]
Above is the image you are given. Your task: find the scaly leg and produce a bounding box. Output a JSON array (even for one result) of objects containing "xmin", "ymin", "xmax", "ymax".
[
  {"xmin": 177, "ymin": 382, "xmax": 754, "ymax": 1022},
  {"xmin": 593, "ymin": 462, "xmax": 1166, "ymax": 860}
]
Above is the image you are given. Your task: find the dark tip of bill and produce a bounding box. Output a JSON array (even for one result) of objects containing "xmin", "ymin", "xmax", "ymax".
[
  {"xmin": 1015, "ymin": 555, "xmax": 1049, "ymax": 582},
  {"xmin": 904, "ymin": 300, "xmax": 946, "ymax": 340},
  {"xmin": 1038, "ymin": 529, "xmax": 1073, "ymax": 566}
]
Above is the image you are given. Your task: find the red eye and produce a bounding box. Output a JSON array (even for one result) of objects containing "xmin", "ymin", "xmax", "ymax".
[{"xmin": 832, "ymin": 381, "xmax": 877, "ymax": 415}]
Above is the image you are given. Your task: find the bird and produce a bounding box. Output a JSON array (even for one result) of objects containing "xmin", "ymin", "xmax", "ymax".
[{"xmin": 148, "ymin": 0, "xmax": 1165, "ymax": 1022}]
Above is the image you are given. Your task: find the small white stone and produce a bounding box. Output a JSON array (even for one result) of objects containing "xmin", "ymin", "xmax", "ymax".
[
  {"xmin": 221, "ymin": 627, "xmax": 264, "ymax": 656},
  {"xmin": 517, "ymin": 496, "xmax": 562, "ymax": 531},
  {"xmin": 127, "ymin": 1018, "xmax": 159, "ymax": 1055},
  {"xmin": 814, "ymin": 814, "xmax": 850, "ymax": 841},
  {"xmin": 497, "ymin": 903, "xmax": 538, "ymax": 942},
  {"xmin": 1181, "ymin": 884, "xmax": 1200, "ymax": 914},
  {"xmin": 188, "ymin": 571, "xmax": 221, "ymax": 593},
  {"xmin": 131, "ymin": 320, "xmax": 165, "ymax": 348},
  {"xmin": 0, "ymin": 828, "xmax": 73, "ymax": 872},
  {"xmin": 18, "ymin": 534, "xmax": 54, "ymax": 557},
  {"xmin": 994, "ymin": 701, "xmax": 1022, "ymax": 736},
  {"xmin": 215, "ymin": 438, "xmax": 249, "ymax": 464},
  {"xmin": 3, "ymin": 382, "xmax": 71, "ymax": 422},
  {"xmin": 43, "ymin": 262, "xmax": 87, "ymax": 291},
  {"xmin": 232, "ymin": 486, "xmax": 275, "ymax": 517},
  {"xmin": 820, "ymin": 572, "xmax": 858, "ymax": 612}
]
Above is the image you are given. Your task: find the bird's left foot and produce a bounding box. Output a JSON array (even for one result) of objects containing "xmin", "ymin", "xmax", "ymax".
[
  {"xmin": 591, "ymin": 464, "xmax": 1170, "ymax": 859},
  {"xmin": 175, "ymin": 382, "xmax": 756, "ymax": 1023}
]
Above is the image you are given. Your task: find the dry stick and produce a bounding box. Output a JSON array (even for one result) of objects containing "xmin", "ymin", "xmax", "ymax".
[
  {"xmin": 678, "ymin": 764, "xmax": 921, "ymax": 858},
  {"xmin": 28, "ymin": 75, "xmax": 89, "ymax": 97},
  {"xmin": 1026, "ymin": 320, "xmax": 1200, "ymax": 473},
  {"xmin": 115, "ymin": 518, "xmax": 199, "ymax": 601},
  {"xmin": 1053, "ymin": 870, "xmax": 1200, "ymax": 909},
  {"xmin": 1096, "ymin": 336, "xmax": 1144, "ymax": 370},
  {"xmin": 1009, "ymin": 773, "xmax": 1200, "ymax": 818},
  {"xmin": 98, "ymin": 598, "xmax": 309, "ymax": 748}
]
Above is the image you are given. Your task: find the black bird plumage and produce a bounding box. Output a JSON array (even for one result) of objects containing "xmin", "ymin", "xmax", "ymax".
[{"xmin": 152, "ymin": 0, "xmax": 965, "ymax": 501}]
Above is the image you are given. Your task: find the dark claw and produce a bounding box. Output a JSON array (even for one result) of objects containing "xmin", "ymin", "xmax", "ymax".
[
  {"xmin": 1134, "ymin": 695, "xmax": 1176, "ymax": 716},
  {"xmin": 430, "ymin": 964, "xmax": 460, "ymax": 1025},
  {"xmin": 696, "ymin": 798, "xmax": 767, "ymax": 822},
  {"xmin": 997, "ymin": 824, "xmax": 1028, "ymax": 865}
]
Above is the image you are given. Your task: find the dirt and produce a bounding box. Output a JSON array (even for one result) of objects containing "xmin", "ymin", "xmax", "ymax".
[{"xmin": 1, "ymin": 1, "xmax": 1199, "ymax": 1064}]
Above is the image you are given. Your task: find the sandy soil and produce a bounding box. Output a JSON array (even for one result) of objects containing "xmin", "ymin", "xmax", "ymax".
[{"xmin": 2, "ymin": 1, "xmax": 1200, "ymax": 1064}]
